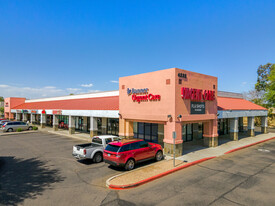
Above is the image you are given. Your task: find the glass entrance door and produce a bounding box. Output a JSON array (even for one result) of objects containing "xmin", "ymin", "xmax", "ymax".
[
  {"xmin": 134, "ymin": 122, "xmax": 158, "ymax": 143},
  {"xmin": 182, "ymin": 124, "xmax": 193, "ymax": 142}
]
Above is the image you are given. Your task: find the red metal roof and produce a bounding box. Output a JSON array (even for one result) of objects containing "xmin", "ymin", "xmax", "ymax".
[
  {"xmin": 12, "ymin": 96, "xmax": 119, "ymax": 110},
  {"xmin": 12, "ymin": 95, "xmax": 267, "ymax": 111},
  {"xmin": 217, "ymin": 97, "xmax": 267, "ymax": 111}
]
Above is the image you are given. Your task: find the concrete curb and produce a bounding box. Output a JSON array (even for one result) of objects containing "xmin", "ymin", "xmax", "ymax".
[
  {"xmin": 224, "ymin": 136, "xmax": 275, "ymax": 154},
  {"xmin": 107, "ymin": 156, "xmax": 216, "ymax": 190},
  {"xmin": 0, "ymin": 130, "xmax": 39, "ymax": 136},
  {"xmin": 107, "ymin": 136, "xmax": 275, "ymax": 190}
]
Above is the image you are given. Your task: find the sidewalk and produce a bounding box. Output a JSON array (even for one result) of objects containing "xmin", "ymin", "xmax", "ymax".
[
  {"xmin": 38, "ymin": 126, "xmax": 91, "ymax": 142},
  {"xmin": 107, "ymin": 132, "xmax": 275, "ymax": 189}
]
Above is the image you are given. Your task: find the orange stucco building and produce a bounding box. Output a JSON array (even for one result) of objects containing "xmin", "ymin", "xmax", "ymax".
[{"xmin": 4, "ymin": 68, "xmax": 268, "ymax": 156}]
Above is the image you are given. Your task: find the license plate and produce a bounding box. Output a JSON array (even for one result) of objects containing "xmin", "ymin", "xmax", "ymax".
[{"xmin": 108, "ymin": 154, "xmax": 111, "ymax": 156}]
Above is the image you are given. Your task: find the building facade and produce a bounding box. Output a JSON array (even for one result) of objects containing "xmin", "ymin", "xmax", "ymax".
[{"xmin": 4, "ymin": 68, "xmax": 268, "ymax": 156}]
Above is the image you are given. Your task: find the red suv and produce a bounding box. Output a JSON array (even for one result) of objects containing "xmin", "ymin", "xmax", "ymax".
[{"xmin": 103, "ymin": 139, "xmax": 163, "ymax": 170}]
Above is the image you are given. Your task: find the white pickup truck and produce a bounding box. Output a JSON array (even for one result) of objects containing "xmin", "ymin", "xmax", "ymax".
[{"xmin": 72, "ymin": 135, "xmax": 120, "ymax": 163}]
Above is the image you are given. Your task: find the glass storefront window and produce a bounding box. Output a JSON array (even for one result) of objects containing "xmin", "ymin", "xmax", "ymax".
[
  {"xmin": 107, "ymin": 118, "xmax": 119, "ymax": 136},
  {"xmin": 57, "ymin": 115, "xmax": 69, "ymax": 130},
  {"xmin": 135, "ymin": 122, "xmax": 158, "ymax": 143}
]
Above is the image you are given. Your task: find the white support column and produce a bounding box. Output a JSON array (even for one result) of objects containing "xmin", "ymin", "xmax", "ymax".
[
  {"xmin": 16, "ymin": 113, "xmax": 21, "ymax": 121},
  {"xmin": 230, "ymin": 117, "xmax": 239, "ymax": 141},
  {"xmin": 102, "ymin": 118, "xmax": 107, "ymax": 134},
  {"xmin": 41, "ymin": 113, "xmax": 46, "ymax": 128},
  {"xmin": 90, "ymin": 117, "xmax": 98, "ymax": 137},
  {"xmin": 22, "ymin": 113, "xmax": 27, "ymax": 122},
  {"xmin": 83, "ymin": 117, "xmax": 88, "ymax": 132},
  {"xmin": 261, "ymin": 116, "xmax": 268, "ymax": 134},
  {"xmin": 69, "ymin": 115, "xmax": 75, "ymax": 134},
  {"xmin": 53, "ymin": 115, "xmax": 59, "ymax": 131},
  {"xmin": 30, "ymin": 113, "xmax": 35, "ymax": 124},
  {"xmin": 247, "ymin": 117, "xmax": 255, "ymax": 137}
]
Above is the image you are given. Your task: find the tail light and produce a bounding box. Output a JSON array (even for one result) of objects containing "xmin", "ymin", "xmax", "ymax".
[{"xmin": 83, "ymin": 149, "xmax": 86, "ymax": 155}]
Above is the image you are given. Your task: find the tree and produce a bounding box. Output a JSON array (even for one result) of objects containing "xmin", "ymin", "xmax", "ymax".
[
  {"xmin": 0, "ymin": 107, "xmax": 4, "ymax": 114},
  {"xmin": 265, "ymin": 67, "xmax": 275, "ymax": 107},
  {"xmin": 255, "ymin": 63, "xmax": 274, "ymax": 92},
  {"xmin": 0, "ymin": 96, "xmax": 4, "ymax": 102}
]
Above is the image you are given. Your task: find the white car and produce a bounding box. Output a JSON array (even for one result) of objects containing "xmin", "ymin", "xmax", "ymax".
[{"xmin": 72, "ymin": 135, "xmax": 120, "ymax": 163}]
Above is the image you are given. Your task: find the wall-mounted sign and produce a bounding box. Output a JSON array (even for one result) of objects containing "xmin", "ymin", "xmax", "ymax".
[
  {"xmin": 22, "ymin": 110, "xmax": 28, "ymax": 113},
  {"xmin": 41, "ymin": 109, "xmax": 46, "ymax": 114},
  {"xmin": 16, "ymin": 110, "xmax": 22, "ymax": 113},
  {"xmin": 31, "ymin": 110, "xmax": 38, "ymax": 114},
  {"xmin": 178, "ymin": 73, "xmax": 187, "ymax": 78},
  {"xmin": 127, "ymin": 88, "xmax": 149, "ymax": 95},
  {"xmin": 52, "ymin": 109, "xmax": 62, "ymax": 115},
  {"xmin": 127, "ymin": 88, "xmax": 161, "ymax": 103},
  {"xmin": 191, "ymin": 102, "xmax": 205, "ymax": 114},
  {"xmin": 181, "ymin": 87, "xmax": 215, "ymax": 101},
  {"xmin": 5, "ymin": 102, "xmax": 9, "ymax": 107}
]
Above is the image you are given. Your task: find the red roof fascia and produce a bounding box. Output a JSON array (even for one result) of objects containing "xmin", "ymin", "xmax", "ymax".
[
  {"xmin": 12, "ymin": 96, "xmax": 119, "ymax": 110},
  {"xmin": 217, "ymin": 97, "xmax": 267, "ymax": 111}
]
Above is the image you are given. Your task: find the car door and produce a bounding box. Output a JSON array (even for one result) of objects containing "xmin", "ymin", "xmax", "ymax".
[
  {"xmin": 20, "ymin": 122, "xmax": 28, "ymax": 130},
  {"xmin": 130, "ymin": 142, "xmax": 144, "ymax": 161},
  {"xmin": 139, "ymin": 141, "xmax": 154, "ymax": 159}
]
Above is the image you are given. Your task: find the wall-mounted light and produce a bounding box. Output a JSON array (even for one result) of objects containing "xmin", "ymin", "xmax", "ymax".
[
  {"xmin": 167, "ymin": 114, "xmax": 172, "ymax": 120},
  {"xmin": 177, "ymin": 114, "xmax": 182, "ymax": 118},
  {"xmin": 118, "ymin": 113, "xmax": 122, "ymax": 118}
]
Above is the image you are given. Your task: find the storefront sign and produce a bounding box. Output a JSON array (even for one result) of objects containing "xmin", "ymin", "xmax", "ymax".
[
  {"xmin": 127, "ymin": 88, "xmax": 149, "ymax": 95},
  {"xmin": 16, "ymin": 110, "xmax": 22, "ymax": 113},
  {"xmin": 181, "ymin": 87, "xmax": 215, "ymax": 101},
  {"xmin": 52, "ymin": 109, "xmax": 62, "ymax": 115},
  {"xmin": 5, "ymin": 102, "xmax": 9, "ymax": 107},
  {"xmin": 127, "ymin": 88, "xmax": 161, "ymax": 103},
  {"xmin": 22, "ymin": 110, "xmax": 28, "ymax": 113},
  {"xmin": 31, "ymin": 110, "xmax": 38, "ymax": 114},
  {"xmin": 191, "ymin": 102, "xmax": 205, "ymax": 114}
]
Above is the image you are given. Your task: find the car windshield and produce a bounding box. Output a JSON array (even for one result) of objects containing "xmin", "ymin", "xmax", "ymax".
[
  {"xmin": 105, "ymin": 144, "xmax": 121, "ymax": 152},
  {"xmin": 92, "ymin": 138, "xmax": 102, "ymax": 145}
]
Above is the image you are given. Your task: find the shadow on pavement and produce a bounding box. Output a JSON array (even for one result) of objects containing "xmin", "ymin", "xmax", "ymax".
[{"xmin": 0, "ymin": 156, "xmax": 65, "ymax": 206}]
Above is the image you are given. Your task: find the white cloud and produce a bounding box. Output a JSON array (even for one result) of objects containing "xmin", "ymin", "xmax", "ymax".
[
  {"xmin": 0, "ymin": 84, "xmax": 66, "ymax": 99},
  {"xmin": 110, "ymin": 80, "xmax": 119, "ymax": 83},
  {"xmin": 66, "ymin": 88, "xmax": 82, "ymax": 93},
  {"xmin": 241, "ymin": 82, "xmax": 247, "ymax": 85},
  {"xmin": 81, "ymin": 83, "xmax": 93, "ymax": 88},
  {"xmin": 88, "ymin": 90, "xmax": 101, "ymax": 93},
  {"xmin": 0, "ymin": 84, "xmax": 10, "ymax": 88}
]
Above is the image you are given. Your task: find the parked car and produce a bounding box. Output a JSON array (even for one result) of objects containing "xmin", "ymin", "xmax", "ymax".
[
  {"xmin": 72, "ymin": 135, "xmax": 120, "ymax": 163},
  {"xmin": 2, "ymin": 121, "xmax": 33, "ymax": 132},
  {"xmin": 104, "ymin": 139, "xmax": 163, "ymax": 170},
  {"xmin": 0, "ymin": 120, "xmax": 10, "ymax": 127}
]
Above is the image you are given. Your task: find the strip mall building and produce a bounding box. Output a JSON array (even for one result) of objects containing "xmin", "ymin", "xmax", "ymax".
[{"xmin": 4, "ymin": 68, "xmax": 268, "ymax": 156}]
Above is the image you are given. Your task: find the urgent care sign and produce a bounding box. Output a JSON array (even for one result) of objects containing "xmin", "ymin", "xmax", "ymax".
[
  {"xmin": 127, "ymin": 88, "xmax": 161, "ymax": 103},
  {"xmin": 181, "ymin": 87, "xmax": 215, "ymax": 101}
]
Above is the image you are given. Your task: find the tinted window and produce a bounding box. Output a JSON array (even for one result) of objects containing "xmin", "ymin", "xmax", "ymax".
[
  {"xmin": 119, "ymin": 144, "xmax": 131, "ymax": 152},
  {"xmin": 15, "ymin": 122, "xmax": 21, "ymax": 125},
  {"xmin": 20, "ymin": 122, "xmax": 26, "ymax": 125},
  {"xmin": 105, "ymin": 144, "xmax": 120, "ymax": 152},
  {"xmin": 92, "ymin": 138, "xmax": 102, "ymax": 144},
  {"xmin": 139, "ymin": 141, "xmax": 148, "ymax": 148},
  {"xmin": 130, "ymin": 142, "xmax": 140, "ymax": 150},
  {"xmin": 105, "ymin": 138, "xmax": 112, "ymax": 144}
]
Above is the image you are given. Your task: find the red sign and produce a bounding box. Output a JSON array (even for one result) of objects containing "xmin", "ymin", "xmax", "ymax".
[
  {"xmin": 181, "ymin": 87, "xmax": 215, "ymax": 101},
  {"xmin": 132, "ymin": 94, "xmax": 161, "ymax": 103},
  {"xmin": 52, "ymin": 110, "xmax": 62, "ymax": 115}
]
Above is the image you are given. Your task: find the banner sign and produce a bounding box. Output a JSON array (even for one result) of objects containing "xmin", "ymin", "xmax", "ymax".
[{"xmin": 191, "ymin": 102, "xmax": 205, "ymax": 114}]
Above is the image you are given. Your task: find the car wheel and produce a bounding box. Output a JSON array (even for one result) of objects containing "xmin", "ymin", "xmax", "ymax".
[
  {"xmin": 93, "ymin": 152, "xmax": 103, "ymax": 163},
  {"xmin": 155, "ymin": 150, "xmax": 163, "ymax": 161},
  {"xmin": 125, "ymin": 159, "xmax": 135, "ymax": 171},
  {"xmin": 7, "ymin": 128, "xmax": 13, "ymax": 132},
  {"xmin": 28, "ymin": 126, "xmax": 33, "ymax": 130}
]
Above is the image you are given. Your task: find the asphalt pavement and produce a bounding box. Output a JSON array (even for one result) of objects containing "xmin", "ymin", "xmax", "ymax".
[{"xmin": 0, "ymin": 132, "xmax": 274, "ymax": 206}]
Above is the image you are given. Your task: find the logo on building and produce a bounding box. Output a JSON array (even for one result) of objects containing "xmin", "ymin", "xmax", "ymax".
[
  {"xmin": 178, "ymin": 73, "xmax": 187, "ymax": 78},
  {"xmin": 181, "ymin": 87, "xmax": 215, "ymax": 101},
  {"xmin": 127, "ymin": 88, "xmax": 161, "ymax": 103}
]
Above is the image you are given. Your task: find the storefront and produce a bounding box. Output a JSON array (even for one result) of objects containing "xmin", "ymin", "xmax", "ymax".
[{"xmin": 5, "ymin": 67, "xmax": 268, "ymax": 157}]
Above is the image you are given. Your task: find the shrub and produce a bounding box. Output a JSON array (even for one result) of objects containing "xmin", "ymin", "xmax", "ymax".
[
  {"xmin": 33, "ymin": 126, "xmax": 38, "ymax": 130},
  {"xmin": 16, "ymin": 128, "xmax": 22, "ymax": 132}
]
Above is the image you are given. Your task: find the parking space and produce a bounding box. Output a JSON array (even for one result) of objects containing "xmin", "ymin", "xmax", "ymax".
[{"xmin": 0, "ymin": 132, "xmax": 121, "ymax": 206}]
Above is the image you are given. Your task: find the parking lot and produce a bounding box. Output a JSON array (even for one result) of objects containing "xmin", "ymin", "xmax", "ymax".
[{"xmin": 0, "ymin": 131, "xmax": 275, "ymax": 206}]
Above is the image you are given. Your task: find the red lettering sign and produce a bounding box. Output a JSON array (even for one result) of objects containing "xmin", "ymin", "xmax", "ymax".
[
  {"xmin": 132, "ymin": 94, "xmax": 161, "ymax": 103},
  {"xmin": 181, "ymin": 87, "xmax": 215, "ymax": 101}
]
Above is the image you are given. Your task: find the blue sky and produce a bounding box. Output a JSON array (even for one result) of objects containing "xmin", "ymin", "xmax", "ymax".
[{"xmin": 0, "ymin": 0, "xmax": 274, "ymax": 99}]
